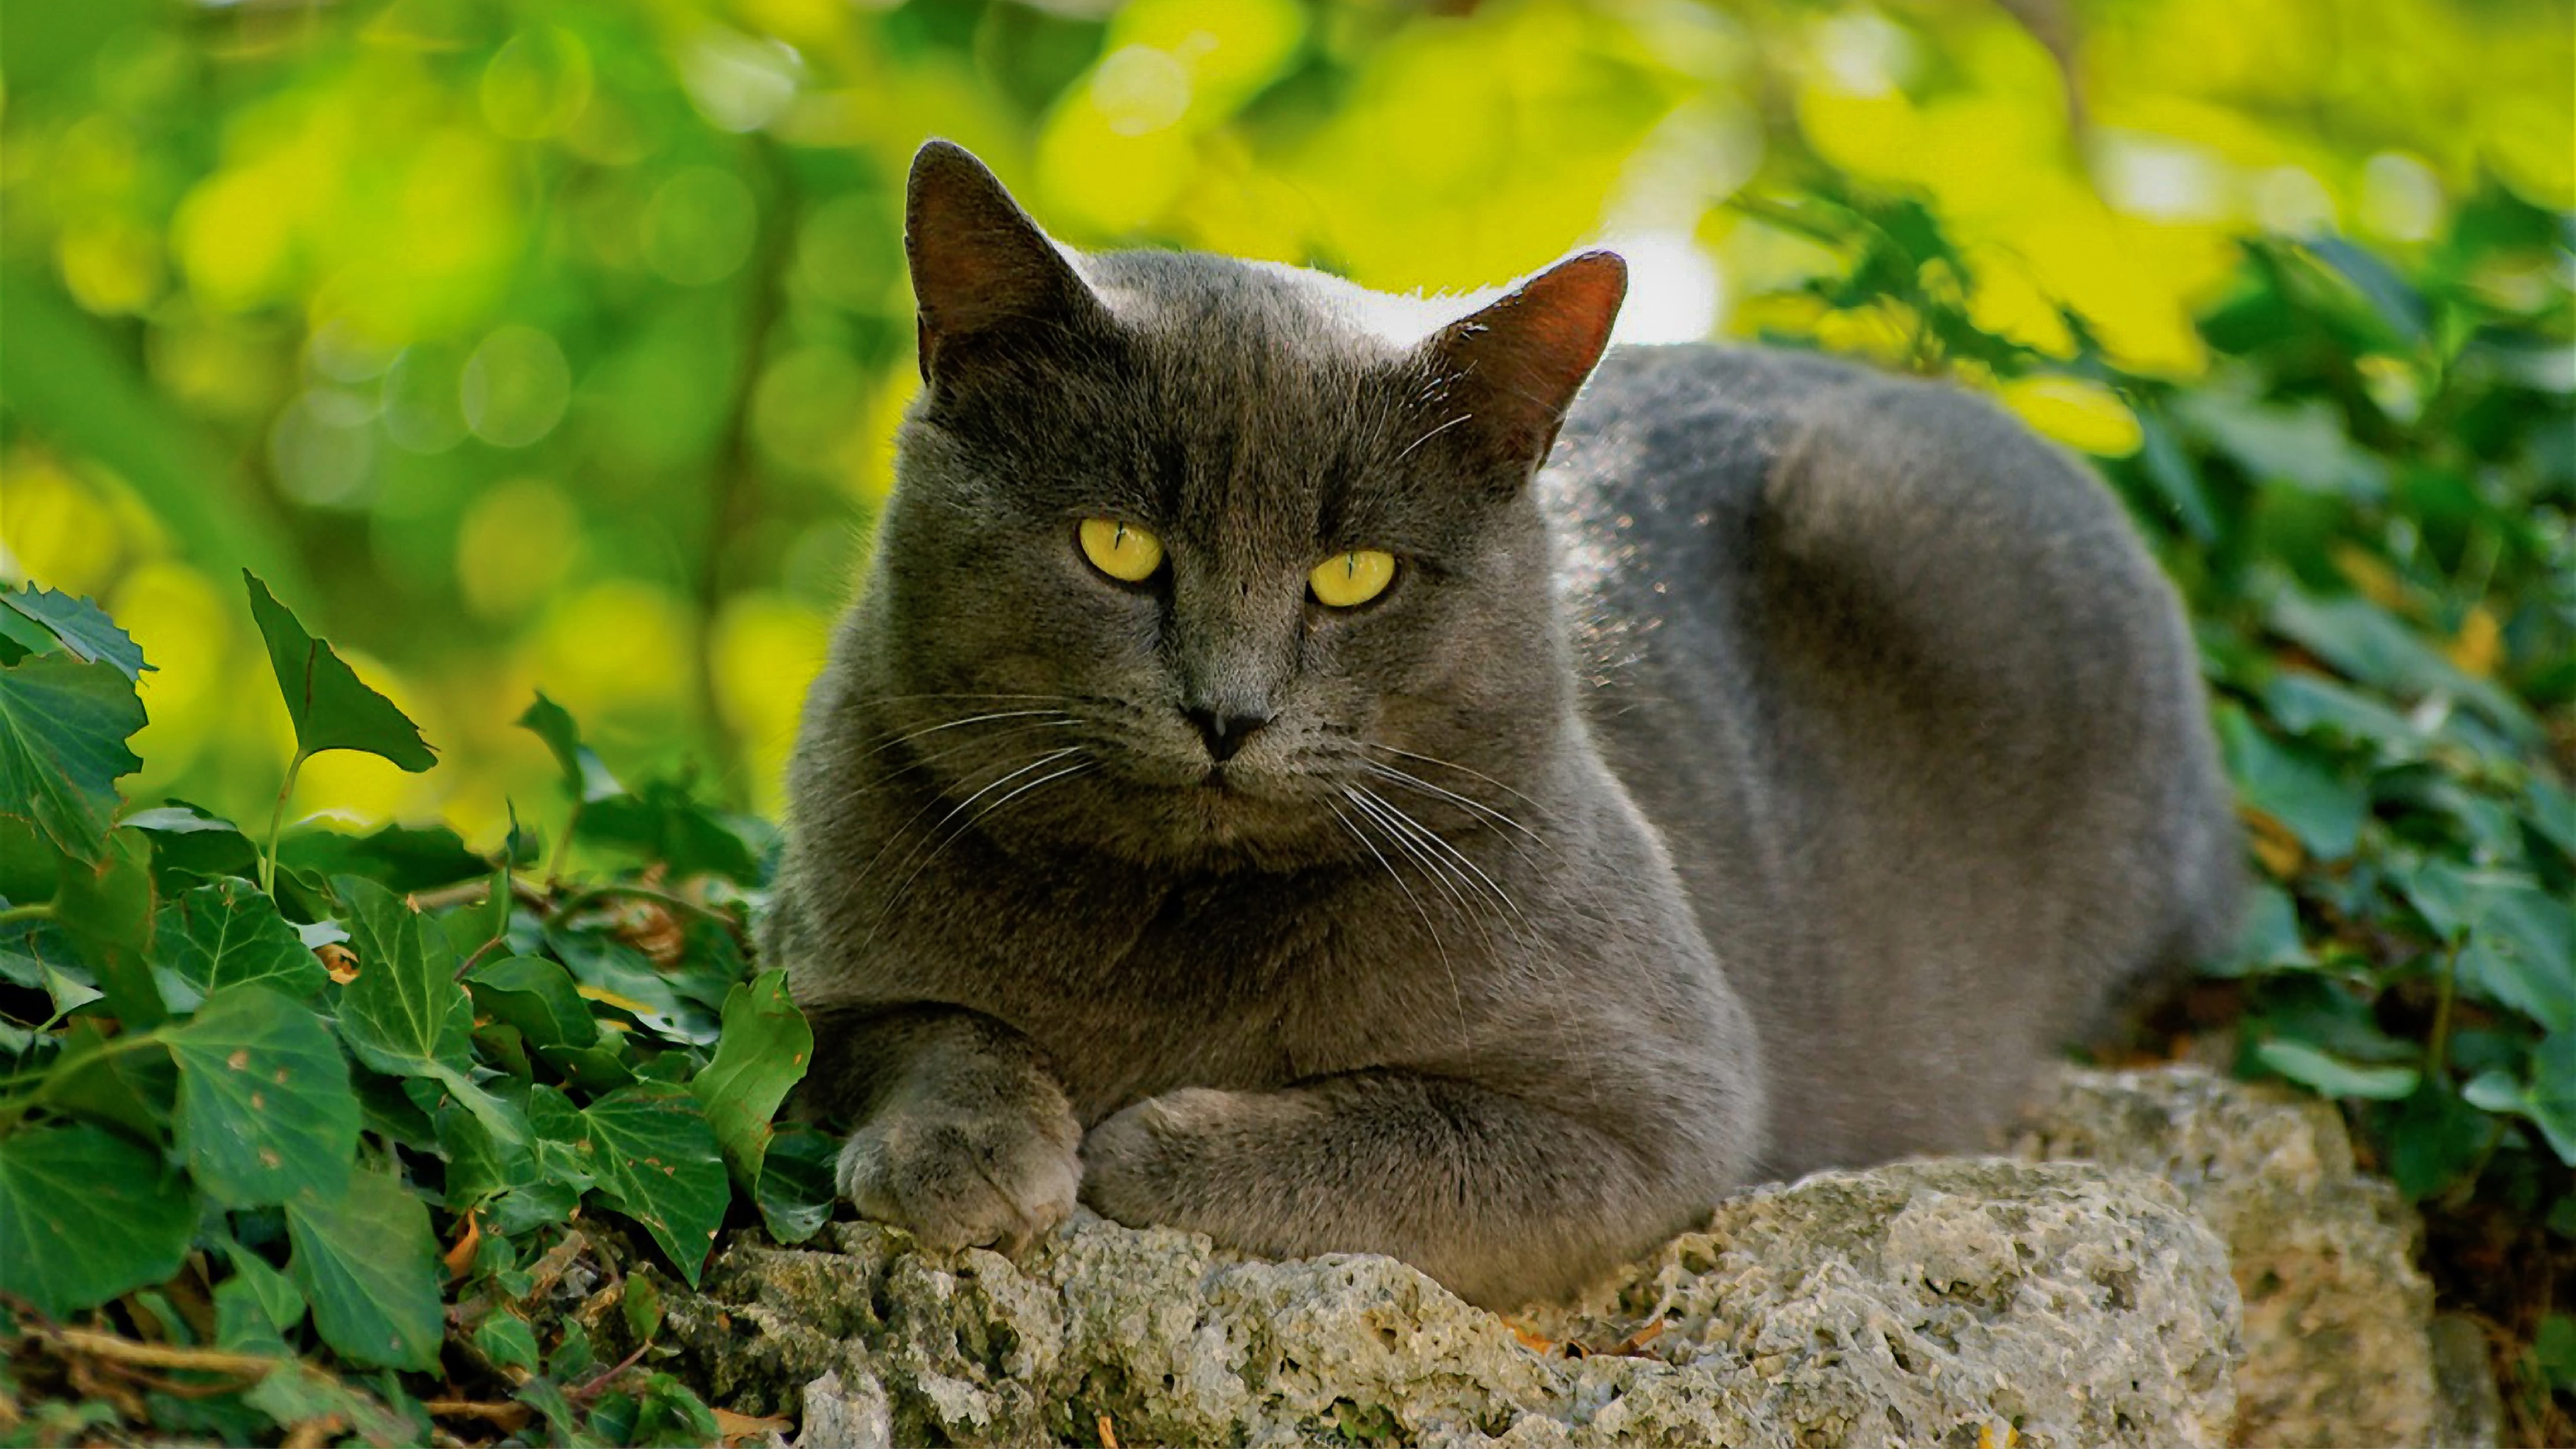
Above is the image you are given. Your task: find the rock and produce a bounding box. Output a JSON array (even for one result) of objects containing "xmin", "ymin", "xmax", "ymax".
[
  {"xmin": 777, "ymin": 1367, "xmax": 892, "ymax": 1449},
  {"xmin": 666, "ymin": 1157, "xmax": 2238, "ymax": 1447},
  {"xmin": 2020, "ymin": 1066, "xmax": 2474, "ymax": 1448}
]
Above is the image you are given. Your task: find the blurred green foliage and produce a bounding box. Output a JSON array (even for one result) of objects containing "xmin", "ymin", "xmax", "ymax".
[{"xmin": 1, "ymin": 0, "xmax": 2566, "ymax": 838}]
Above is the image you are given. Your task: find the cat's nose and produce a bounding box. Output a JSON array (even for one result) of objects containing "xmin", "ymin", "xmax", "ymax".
[{"xmin": 1183, "ymin": 705, "xmax": 1273, "ymax": 763}]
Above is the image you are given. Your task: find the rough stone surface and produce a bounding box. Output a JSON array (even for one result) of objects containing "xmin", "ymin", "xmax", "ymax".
[
  {"xmin": 2019, "ymin": 1065, "xmax": 2463, "ymax": 1448},
  {"xmin": 670, "ymin": 1156, "xmax": 2237, "ymax": 1448}
]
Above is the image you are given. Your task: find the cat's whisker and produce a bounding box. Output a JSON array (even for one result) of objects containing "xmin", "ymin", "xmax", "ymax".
[
  {"xmin": 1343, "ymin": 786, "xmax": 1479, "ymax": 931},
  {"xmin": 1393, "ymin": 411, "xmax": 1474, "ymax": 462},
  {"xmin": 1361, "ymin": 761, "xmax": 1547, "ymax": 851},
  {"xmin": 1353, "ymin": 784, "xmax": 1532, "ymax": 938},
  {"xmin": 864, "ymin": 755, "xmax": 1097, "ymax": 951},
  {"xmin": 861, "ymin": 692, "xmax": 1082, "ymax": 704},
  {"xmin": 1328, "ymin": 798, "xmax": 1469, "ymax": 1038},
  {"xmin": 1361, "ymin": 743, "xmax": 1552, "ymax": 817},
  {"xmin": 852, "ymin": 747, "xmax": 1085, "ymax": 948},
  {"xmin": 864, "ymin": 720, "xmax": 1084, "ymax": 786},
  {"xmin": 837, "ymin": 725, "xmax": 1087, "ymax": 879},
  {"xmin": 856, "ymin": 707, "xmax": 1078, "ymax": 759}
]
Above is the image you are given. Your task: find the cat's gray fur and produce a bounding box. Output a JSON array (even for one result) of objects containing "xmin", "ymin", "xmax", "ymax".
[{"xmin": 763, "ymin": 141, "xmax": 2240, "ymax": 1310}]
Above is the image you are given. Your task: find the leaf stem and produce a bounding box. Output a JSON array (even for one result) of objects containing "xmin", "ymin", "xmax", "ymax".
[
  {"xmin": 261, "ymin": 748, "xmax": 310, "ymax": 895},
  {"xmin": 566, "ymin": 1341, "xmax": 653, "ymax": 1402},
  {"xmin": 544, "ymin": 882, "xmax": 734, "ymax": 930},
  {"xmin": 0, "ymin": 1028, "xmax": 170, "ymax": 1123},
  {"xmin": 551, "ymin": 800, "xmax": 583, "ymax": 884},
  {"xmin": 0, "ymin": 903, "xmax": 55, "ymax": 928},
  {"xmin": 37, "ymin": 1325, "xmax": 284, "ymax": 1380},
  {"xmin": 453, "ymin": 933, "xmax": 510, "ymax": 983},
  {"xmin": 2425, "ymin": 933, "xmax": 2465, "ymax": 1081}
]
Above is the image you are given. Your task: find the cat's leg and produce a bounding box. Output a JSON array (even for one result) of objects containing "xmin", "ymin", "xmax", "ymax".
[
  {"xmin": 1079, "ymin": 1069, "xmax": 1726, "ymax": 1309},
  {"xmin": 799, "ymin": 1003, "xmax": 1083, "ymax": 1253}
]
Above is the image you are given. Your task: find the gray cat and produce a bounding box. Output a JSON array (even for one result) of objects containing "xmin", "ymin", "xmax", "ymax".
[{"xmin": 763, "ymin": 140, "xmax": 2241, "ymax": 1310}]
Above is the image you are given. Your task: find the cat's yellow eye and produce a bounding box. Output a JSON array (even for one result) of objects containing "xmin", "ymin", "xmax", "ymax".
[
  {"xmin": 1309, "ymin": 549, "xmax": 1397, "ymax": 609},
  {"xmin": 1079, "ymin": 518, "xmax": 1164, "ymax": 583}
]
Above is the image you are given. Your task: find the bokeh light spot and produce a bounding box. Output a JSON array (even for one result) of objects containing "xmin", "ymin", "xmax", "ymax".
[
  {"xmin": 712, "ymin": 591, "xmax": 831, "ymax": 816},
  {"xmin": 534, "ymin": 580, "xmax": 689, "ymax": 717},
  {"xmin": 114, "ymin": 562, "xmax": 230, "ymax": 794},
  {"xmin": 482, "ymin": 26, "xmax": 594, "ymax": 140},
  {"xmin": 268, "ymin": 389, "xmax": 380, "ymax": 508},
  {"xmin": 643, "ymin": 166, "xmax": 758, "ymax": 286},
  {"xmin": 1089, "ymin": 46, "xmax": 1192, "ymax": 137},
  {"xmin": 679, "ymin": 28, "xmax": 802, "ymax": 134},
  {"xmin": 461, "ymin": 325, "xmax": 572, "ymax": 448},
  {"xmin": 458, "ymin": 477, "xmax": 582, "ymax": 622},
  {"xmin": 753, "ymin": 346, "xmax": 869, "ymax": 472}
]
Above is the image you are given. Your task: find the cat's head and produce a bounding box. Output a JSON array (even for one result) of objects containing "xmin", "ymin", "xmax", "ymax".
[{"xmin": 856, "ymin": 140, "xmax": 1623, "ymax": 872}]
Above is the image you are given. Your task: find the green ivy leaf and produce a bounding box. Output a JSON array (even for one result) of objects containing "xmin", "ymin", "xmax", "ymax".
[
  {"xmin": 336, "ymin": 876, "xmax": 471, "ymax": 1074},
  {"xmin": 46, "ymin": 1015, "xmax": 176, "ymax": 1139},
  {"xmin": 2255, "ymin": 1038, "xmax": 2420, "ymax": 1100},
  {"xmin": 1, "ymin": 585, "xmax": 151, "ymax": 682},
  {"xmin": 690, "ymin": 969, "xmax": 811, "ymax": 1189},
  {"xmin": 2216, "ymin": 704, "xmax": 2366, "ymax": 860},
  {"xmin": 474, "ymin": 1311, "xmax": 542, "ymax": 1376},
  {"xmin": 2401, "ymin": 863, "xmax": 2576, "ymax": 1033},
  {"xmin": 241, "ymin": 1359, "xmax": 416, "ymax": 1444},
  {"xmin": 2265, "ymin": 587, "xmax": 2536, "ymax": 743},
  {"xmin": 2260, "ymin": 672, "xmax": 2423, "ymax": 758},
  {"xmin": 583, "ymin": 1083, "xmax": 729, "ymax": 1287},
  {"xmin": 153, "ymin": 878, "xmax": 328, "ymax": 1002},
  {"xmin": 436, "ymin": 1097, "xmax": 537, "ymax": 1210},
  {"xmin": 0, "ymin": 604, "xmax": 51, "ymax": 664},
  {"xmin": 0, "ymin": 652, "xmax": 145, "ymax": 864},
  {"xmin": 526, "ymin": 1082, "xmax": 600, "ymax": 1194},
  {"xmin": 2382, "ymin": 1081, "xmax": 2493, "ymax": 1200},
  {"xmin": 213, "ymin": 1275, "xmax": 293, "ymax": 1355},
  {"xmin": 220, "ymin": 1240, "xmax": 308, "ymax": 1338},
  {"xmin": 2210, "ymin": 883, "xmax": 2312, "ymax": 977},
  {"xmin": 166, "ymin": 985, "xmax": 358, "ymax": 1208},
  {"xmin": 626, "ymin": 1373, "xmax": 720, "ymax": 1446},
  {"xmin": 241, "ymin": 571, "xmax": 435, "ymax": 772},
  {"xmin": 2527, "ymin": 1031, "xmax": 2575, "ymax": 1165},
  {"xmin": 0, "ymin": 1121, "xmax": 195, "ymax": 1320},
  {"xmin": 466, "ymin": 956, "xmax": 600, "ymax": 1051},
  {"xmin": 754, "ymin": 1126, "xmax": 839, "ymax": 1246},
  {"xmin": 2527, "ymin": 775, "xmax": 2576, "ymax": 866},
  {"xmin": 284, "ymin": 1159, "xmax": 444, "ymax": 1371},
  {"xmin": 579, "ymin": 780, "xmax": 768, "ymax": 885},
  {"xmin": 279, "ymin": 822, "xmax": 489, "ymax": 895},
  {"xmin": 518, "ymin": 692, "xmax": 624, "ymax": 804},
  {"xmin": 54, "ymin": 827, "xmax": 162, "ymax": 1028},
  {"xmin": 124, "ymin": 802, "xmax": 262, "ymax": 887},
  {"xmin": 337, "ymin": 877, "xmax": 528, "ymax": 1149},
  {"xmin": 2535, "ymin": 1313, "xmax": 2576, "ymax": 1395}
]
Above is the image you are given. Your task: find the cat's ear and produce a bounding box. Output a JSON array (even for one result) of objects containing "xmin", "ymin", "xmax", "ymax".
[
  {"xmin": 906, "ymin": 140, "xmax": 1105, "ymax": 383},
  {"xmin": 1421, "ymin": 251, "xmax": 1627, "ymax": 472}
]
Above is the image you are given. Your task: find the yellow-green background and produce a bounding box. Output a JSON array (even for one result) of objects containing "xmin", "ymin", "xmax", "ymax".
[{"xmin": 2, "ymin": 0, "xmax": 2568, "ymax": 844}]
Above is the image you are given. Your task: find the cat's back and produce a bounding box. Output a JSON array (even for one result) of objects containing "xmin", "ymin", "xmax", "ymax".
[{"xmin": 1543, "ymin": 344, "xmax": 2239, "ymax": 1177}]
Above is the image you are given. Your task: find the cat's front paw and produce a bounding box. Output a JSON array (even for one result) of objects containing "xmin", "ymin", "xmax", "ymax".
[
  {"xmin": 1078, "ymin": 1087, "xmax": 1247, "ymax": 1227},
  {"xmin": 838, "ymin": 1097, "xmax": 1082, "ymax": 1254}
]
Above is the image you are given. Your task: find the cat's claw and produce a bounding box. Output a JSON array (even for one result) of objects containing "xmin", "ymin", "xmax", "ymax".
[{"xmin": 836, "ymin": 1100, "xmax": 1083, "ymax": 1254}]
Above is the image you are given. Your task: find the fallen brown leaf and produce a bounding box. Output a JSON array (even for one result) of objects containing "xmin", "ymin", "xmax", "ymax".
[{"xmin": 715, "ymin": 1406, "xmax": 794, "ymax": 1445}]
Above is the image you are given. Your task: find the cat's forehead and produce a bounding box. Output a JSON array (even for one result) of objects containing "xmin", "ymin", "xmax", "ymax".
[
  {"xmin": 1081, "ymin": 250, "xmax": 1462, "ymax": 360},
  {"xmin": 1049, "ymin": 253, "xmax": 1465, "ymax": 542}
]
